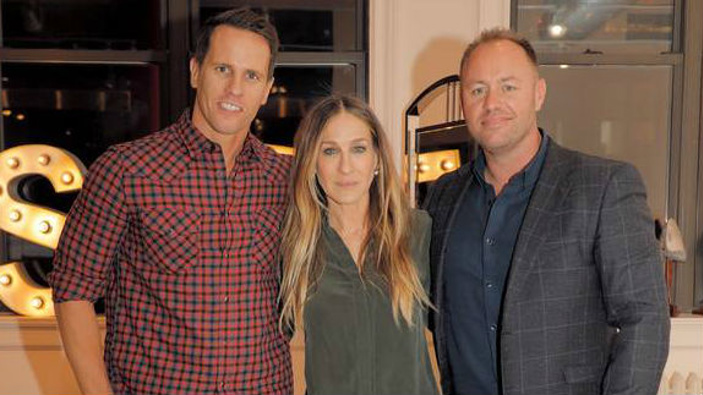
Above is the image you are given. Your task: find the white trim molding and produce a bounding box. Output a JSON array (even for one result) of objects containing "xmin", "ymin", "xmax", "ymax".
[
  {"xmin": 478, "ymin": 0, "xmax": 511, "ymax": 31},
  {"xmin": 369, "ymin": 0, "xmax": 512, "ymax": 169}
]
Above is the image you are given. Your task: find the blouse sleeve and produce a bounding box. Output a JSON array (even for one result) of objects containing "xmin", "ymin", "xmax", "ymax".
[{"xmin": 411, "ymin": 209, "xmax": 433, "ymax": 295}]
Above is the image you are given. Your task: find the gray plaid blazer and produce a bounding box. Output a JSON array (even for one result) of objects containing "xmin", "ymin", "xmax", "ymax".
[{"xmin": 424, "ymin": 138, "xmax": 670, "ymax": 395}]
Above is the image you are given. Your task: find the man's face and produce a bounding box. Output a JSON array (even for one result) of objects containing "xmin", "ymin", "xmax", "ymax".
[
  {"xmin": 460, "ymin": 39, "xmax": 546, "ymax": 156},
  {"xmin": 190, "ymin": 25, "xmax": 273, "ymax": 142}
]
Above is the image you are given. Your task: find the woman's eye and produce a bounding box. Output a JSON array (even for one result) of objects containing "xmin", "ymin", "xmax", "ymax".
[
  {"xmin": 352, "ymin": 146, "xmax": 367, "ymax": 154},
  {"xmin": 322, "ymin": 147, "xmax": 338, "ymax": 155}
]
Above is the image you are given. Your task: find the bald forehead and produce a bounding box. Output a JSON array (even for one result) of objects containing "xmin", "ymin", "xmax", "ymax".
[{"xmin": 461, "ymin": 39, "xmax": 539, "ymax": 78}]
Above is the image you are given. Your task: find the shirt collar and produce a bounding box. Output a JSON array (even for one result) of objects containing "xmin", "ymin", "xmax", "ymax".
[
  {"xmin": 472, "ymin": 128, "xmax": 549, "ymax": 191},
  {"xmin": 175, "ymin": 108, "xmax": 270, "ymax": 167},
  {"xmin": 175, "ymin": 109, "xmax": 217, "ymax": 159}
]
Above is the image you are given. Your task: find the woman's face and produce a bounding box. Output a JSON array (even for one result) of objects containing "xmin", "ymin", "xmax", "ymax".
[{"xmin": 315, "ymin": 111, "xmax": 378, "ymax": 210}]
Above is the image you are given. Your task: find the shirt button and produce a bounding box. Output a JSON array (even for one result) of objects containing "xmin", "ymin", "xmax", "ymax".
[
  {"xmin": 490, "ymin": 324, "xmax": 498, "ymax": 332},
  {"xmin": 486, "ymin": 282, "xmax": 494, "ymax": 289},
  {"xmin": 485, "ymin": 237, "xmax": 496, "ymax": 246},
  {"xmin": 223, "ymin": 295, "xmax": 229, "ymax": 303}
]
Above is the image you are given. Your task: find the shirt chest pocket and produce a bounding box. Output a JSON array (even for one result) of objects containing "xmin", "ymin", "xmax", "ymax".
[
  {"xmin": 251, "ymin": 206, "xmax": 283, "ymax": 264},
  {"xmin": 138, "ymin": 208, "xmax": 201, "ymax": 273}
]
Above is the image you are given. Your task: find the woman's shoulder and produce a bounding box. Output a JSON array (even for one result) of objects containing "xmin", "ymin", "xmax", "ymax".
[
  {"xmin": 408, "ymin": 209, "xmax": 432, "ymax": 283},
  {"xmin": 409, "ymin": 209, "xmax": 432, "ymax": 249},
  {"xmin": 410, "ymin": 208, "xmax": 432, "ymax": 232}
]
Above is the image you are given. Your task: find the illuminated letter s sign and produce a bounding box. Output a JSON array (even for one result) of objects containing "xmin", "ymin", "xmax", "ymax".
[{"xmin": 0, "ymin": 145, "xmax": 85, "ymax": 317}]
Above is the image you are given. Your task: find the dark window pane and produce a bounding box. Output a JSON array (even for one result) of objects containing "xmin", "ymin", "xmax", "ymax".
[
  {"xmin": 200, "ymin": 0, "xmax": 360, "ymax": 52},
  {"xmin": 515, "ymin": 0, "xmax": 674, "ymax": 54},
  {"xmin": 253, "ymin": 65, "xmax": 356, "ymax": 147},
  {"xmin": 2, "ymin": 62, "xmax": 160, "ymax": 165},
  {"xmin": 1, "ymin": 62, "xmax": 160, "ymax": 293},
  {"xmin": 1, "ymin": 0, "xmax": 163, "ymax": 50},
  {"xmin": 538, "ymin": 64, "xmax": 671, "ymax": 219}
]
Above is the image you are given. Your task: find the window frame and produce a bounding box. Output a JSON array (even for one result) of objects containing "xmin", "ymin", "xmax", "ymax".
[
  {"xmin": 0, "ymin": 0, "xmax": 173, "ymax": 313},
  {"xmin": 190, "ymin": 0, "xmax": 368, "ymax": 102},
  {"xmin": 511, "ymin": 0, "xmax": 703, "ymax": 310}
]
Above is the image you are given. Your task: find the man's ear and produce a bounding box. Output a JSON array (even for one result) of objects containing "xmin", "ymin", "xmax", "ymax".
[
  {"xmin": 189, "ymin": 58, "xmax": 200, "ymax": 89},
  {"xmin": 535, "ymin": 77, "xmax": 547, "ymax": 111}
]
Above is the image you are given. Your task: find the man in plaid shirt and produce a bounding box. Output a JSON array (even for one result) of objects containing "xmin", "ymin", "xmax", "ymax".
[{"xmin": 49, "ymin": 8, "xmax": 293, "ymax": 394}]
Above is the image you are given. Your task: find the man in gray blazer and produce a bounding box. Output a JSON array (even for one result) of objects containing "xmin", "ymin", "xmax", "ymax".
[{"xmin": 424, "ymin": 28, "xmax": 670, "ymax": 395}]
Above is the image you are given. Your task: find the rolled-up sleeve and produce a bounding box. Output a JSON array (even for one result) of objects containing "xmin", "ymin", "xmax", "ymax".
[{"xmin": 49, "ymin": 146, "xmax": 128, "ymax": 303}]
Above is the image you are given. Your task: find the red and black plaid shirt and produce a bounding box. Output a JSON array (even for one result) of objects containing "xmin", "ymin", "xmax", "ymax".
[{"xmin": 50, "ymin": 111, "xmax": 293, "ymax": 394}]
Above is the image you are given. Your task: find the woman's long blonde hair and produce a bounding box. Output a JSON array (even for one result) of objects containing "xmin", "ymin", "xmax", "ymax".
[{"xmin": 279, "ymin": 95, "xmax": 430, "ymax": 332}]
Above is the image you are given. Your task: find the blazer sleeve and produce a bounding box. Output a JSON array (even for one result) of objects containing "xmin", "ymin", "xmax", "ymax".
[{"xmin": 596, "ymin": 163, "xmax": 670, "ymax": 395}]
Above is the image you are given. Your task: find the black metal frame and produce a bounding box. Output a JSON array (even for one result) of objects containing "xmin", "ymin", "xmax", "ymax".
[
  {"xmin": 404, "ymin": 74, "xmax": 470, "ymax": 206},
  {"xmin": 405, "ymin": 74, "xmax": 461, "ymax": 154}
]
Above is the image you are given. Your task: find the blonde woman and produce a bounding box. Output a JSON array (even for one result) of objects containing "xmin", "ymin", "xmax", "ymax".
[{"xmin": 279, "ymin": 95, "xmax": 438, "ymax": 395}]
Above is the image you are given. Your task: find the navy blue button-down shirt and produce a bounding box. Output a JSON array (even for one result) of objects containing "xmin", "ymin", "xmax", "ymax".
[{"xmin": 444, "ymin": 131, "xmax": 548, "ymax": 395}]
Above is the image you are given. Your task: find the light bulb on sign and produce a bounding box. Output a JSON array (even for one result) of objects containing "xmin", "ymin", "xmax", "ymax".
[
  {"xmin": 30, "ymin": 297, "xmax": 45, "ymax": 309},
  {"xmin": 9, "ymin": 210, "xmax": 22, "ymax": 222},
  {"xmin": 440, "ymin": 160, "xmax": 455, "ymax": 171},
  {"xmin": 38, "ymin": 154, "xmax": 51, "ymax": 166},
  {"xmin": 0, "ymin": 275, "xmax": 12, "ymax": 286},
  {"xmin": 61, "ymin": 172, "xmax": 74, "ymax": 185},
  {"xmin": 6, "ymin": 157, "xmax": 20, "ymax": 169},
  {"xmin": 38, "ymin": 221, "xmax": 52, "ymax": 234}
]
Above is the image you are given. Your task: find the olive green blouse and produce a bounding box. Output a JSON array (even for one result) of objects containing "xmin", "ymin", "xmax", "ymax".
[{"xmin": 303, "ymin": 209, "xmax": 439, "ymax": 395}]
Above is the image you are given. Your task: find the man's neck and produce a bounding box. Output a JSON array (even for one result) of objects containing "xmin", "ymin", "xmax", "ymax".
[
  {"xmin": 217, "ymin": 132, "xmax": 247, "ymax": 174},
  {"xmin": 190, "ymin": 110, "xmax": 248, "ymax": 174},
  {"xmin": 483, "ymin": 130, "xmax": 541, "ymax": 195}
]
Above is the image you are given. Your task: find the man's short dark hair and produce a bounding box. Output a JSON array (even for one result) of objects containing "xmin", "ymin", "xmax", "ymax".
[
  {"xmin": 193, "ymin": 7, "xmax": 280, "ymax": 80},
  {"xmin": 460, "ymin": 28, "xmax": 538, "ymax": 75}
]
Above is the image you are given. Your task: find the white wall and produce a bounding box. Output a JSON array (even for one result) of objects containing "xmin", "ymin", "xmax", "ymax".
[{"xmin": 369, "ymin": 0, "xmax": 511, "ymax": 166}]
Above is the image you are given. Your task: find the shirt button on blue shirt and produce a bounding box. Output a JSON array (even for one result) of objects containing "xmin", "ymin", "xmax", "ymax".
[
  {"xmin": 486, "ymin": 282, "xmax": 494, "ymax": 289},
  {"xmin": 485, "ymin": 237, "xmax": 496, "ymax": 245},
  {"xmin": 490, "ymin": 324, "xmax": 498, "ymax": 332}
]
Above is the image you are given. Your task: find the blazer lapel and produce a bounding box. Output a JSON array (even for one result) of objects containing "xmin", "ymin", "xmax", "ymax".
[
  {"xmin": 428, "ymin": 164, "xmax": 474, "ymax": 327},
  {"xmin": 505, "ymin": 141, "xmax": 573, "ymax": 302},
  {"xmin": 434, "ymin": 165, "xmax": 475, "ymax": 255}
]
